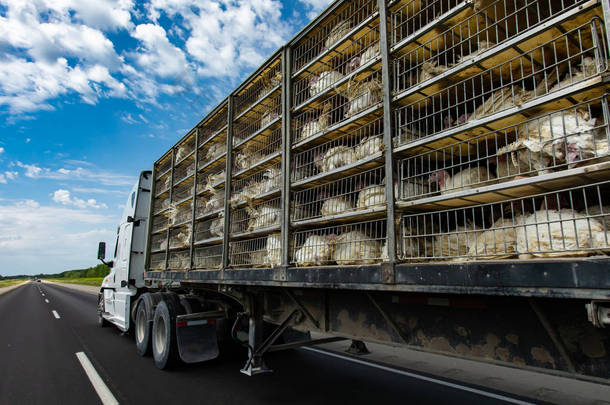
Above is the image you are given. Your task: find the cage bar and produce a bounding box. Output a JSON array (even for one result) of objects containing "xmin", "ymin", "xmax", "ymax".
[
  {"xmin": 231, "ymin": 197, "xmax": 282, "ymax": 235},
  {"xmin": 291, "ymin": 219, "xmax": 386, "ymax": 265},
  {"xmin": 229, "ymin": 233, "xmax": 282, "ymax": 268},
  {"xmin": 401, "ymin": 180, "xmax": 610, "ymax": 261},
  {"xmin": 193, "ymin": 245, "xmax": 223, "ymax": 269},
  {"xmin": 393, "ymin": 19, "xmax": 607, "ymax": 148},
  {"xmin": 230, "ymin": 162, "xmax": 282, "ymax": 205}
]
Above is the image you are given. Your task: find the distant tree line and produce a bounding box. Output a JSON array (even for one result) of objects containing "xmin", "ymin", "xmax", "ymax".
[{"xmin": 1, "ymin": 263, "xmax": 110, "ymax": 280}]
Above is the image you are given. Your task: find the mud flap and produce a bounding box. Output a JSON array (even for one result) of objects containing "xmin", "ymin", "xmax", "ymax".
[{"xmin": 176, "ymin": 320, "xmax": 220, "ymax": 363}]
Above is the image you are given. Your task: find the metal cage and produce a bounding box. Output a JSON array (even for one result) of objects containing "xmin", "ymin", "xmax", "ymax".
[{"xmin": 230, "ymin": 233, "xmax": 282, "ymax": 268}]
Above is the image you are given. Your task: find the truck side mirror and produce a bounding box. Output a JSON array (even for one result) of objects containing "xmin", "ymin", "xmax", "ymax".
[{"xmin": 97, "ymin": 242, "xmax": 106, "ymax": 260}]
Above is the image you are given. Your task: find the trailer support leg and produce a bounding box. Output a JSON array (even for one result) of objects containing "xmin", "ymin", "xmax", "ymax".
[{"xmin": 346, "ymin": 340, "xmax": 370, "ymax": 355}]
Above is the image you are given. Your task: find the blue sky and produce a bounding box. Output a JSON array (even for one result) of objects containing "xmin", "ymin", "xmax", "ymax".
[{"xmin": 0, "ymin": 0, "xmax": 332, "ymax": 276}]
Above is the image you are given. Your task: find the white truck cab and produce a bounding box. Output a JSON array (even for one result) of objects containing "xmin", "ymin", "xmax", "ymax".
[{"xmin": 97, "ymin": 171, "xmax": 152, "ymax": 331}]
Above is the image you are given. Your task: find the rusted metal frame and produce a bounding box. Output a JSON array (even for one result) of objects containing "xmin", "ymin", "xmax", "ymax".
[
  {"xmin": 603, "ymin": 0, "xmax": 610, "ymax": 54},
  {"xmin": 528, "ymin": 298, "xmax": 577, "ymax": 373},
  {"xmin": 268, "ymin": 336, "xmax": 347, "ymax": 352},
  {"xmin": 378, "ymin": 0, "xmax": 397, "ymax": 274},
  {"xmin": 164, "ymin": 149, "xmax": 175, "ymax": 270},
  {"xmin": 144, "ymin": 165, "xmax": 157, "ymax": 271},
  {"xmin": 284, "ymin": 289, "xmax": 320, "ymax": 329},
  {"xmin": 366, "ymin": 292, "xmax": 409, "ymax": 344},
  {"xmin": 189, "ymin": 128, "xmax": 200, "ymax": 271},
  {"xmin": 222, "ymin": 97, "xmax": 235, "ymax": 275},
  {"xmin": 281, "ymin": 46, "xmax": 291, "ymax": 272},
  {"xmin": 254, "ymin": 309, "xmax": 301, "ymax": 356}
]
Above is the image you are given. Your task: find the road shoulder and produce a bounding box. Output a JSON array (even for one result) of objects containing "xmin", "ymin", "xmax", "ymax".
[
  {"xmin": 0, "ymin": 281, "xmax": 28, "ymax": 296},
  {"xmin": 43, "ymin": 280, "xmax": 100, "ymax": 295}
]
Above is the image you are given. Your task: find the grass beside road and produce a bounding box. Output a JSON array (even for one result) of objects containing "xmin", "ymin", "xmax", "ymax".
[
  {"xmin": 0, "ymin": 279, "xmax": 25, "ymax": 288},
  {"xmin": 47, "ymin": 277, "xmax": 104, "ymax": 287}
]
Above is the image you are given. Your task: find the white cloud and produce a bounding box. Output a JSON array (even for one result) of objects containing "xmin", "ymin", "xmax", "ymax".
[
  {"xmin": 0, "ymin": 170, "xmax": 18, "ymax": 184},
  {"xmin": 0, "ymin": 199, "xmax": 117, "ymax": 275},
  {"xmin": 147, "ymin": 0, "xmax": 290, "ymax": 77},
  {"xmin": 0, "ymin": 147, "xmax": 4, "ymax": 155},
  {"xmin": 16, "ymin": 161, "xmax": 135, "ymax": 186},
  {"xmin": 52, "ymin": 189, "xmax": 108, "ymax": 209},
  {"xmin": 131, "ymin": 23, "xmax": 191, "ymax": 78},
  {"xmin": 25, "ymin": 138, "xmax": 31, "ymax": 143},
  {"xmin": 299, "ymin": 0, "xmax": 333, "ymax": 19}
]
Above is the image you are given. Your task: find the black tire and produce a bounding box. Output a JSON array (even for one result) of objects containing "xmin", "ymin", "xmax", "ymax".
[
  {"xmin": 152, "ymin": 299, "xmax": 179, "ymax": 369},
  {"xmin": 97, "ymin": 294, "xmax": 109, "ymax": 327},
  {"xmin": 135, "ymin": 299, "xmax": 152, "ymax": 356}
]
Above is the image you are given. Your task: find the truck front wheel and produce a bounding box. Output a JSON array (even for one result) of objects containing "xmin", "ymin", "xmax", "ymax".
[
  {"xmin": 152, "ymin": 299, "xmax": 179, "ymax": 369},
  {"xmin": 135, "ymin": 299, "xmax": 151, "ymax": 356},
  {"xmin": 97, "ymin": 294, "xmax": 109, "ymax": 327}
]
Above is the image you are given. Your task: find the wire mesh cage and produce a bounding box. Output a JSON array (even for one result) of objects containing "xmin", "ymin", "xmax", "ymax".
[
  {"xmin": 199, "ymin": 134, "xmax": 227, "ymax": 168},
  {"xmin": 175, "ymin": 133, "xmax": 196, "ymax": 163},
  {"xmin": 172, "ymin": 177, "xmax": 195, "ymax": 203},
  {"xmin": 293, "ymin": 25, "xmax": 380, "ymax": 108},
  {"xmin": 291, "ymin": 219, "xmax": 386, "ymax": 266},
  {"xmin": 169, "ymin": 225, "xmax": 192, "ymax": 250},
  {"xmin": 230, "ymin": 233, "xmax": 282, "ymax": 268},
  {"xmin": 198, "ymin": 104, "xmax": 229, "ymax": 147},
  {"xmin": 233, "ymin": 93, "xmax": 281, "ymax": 146},
  {"xmin": 196, "ymin": 189, "xmax": 224, "ymax": 218},
  {"xmin": 230, "ymin": 162, "xmax": 281, "ymax": 205},
  {"xmin": 154, "ymin": 195, "xmax": 171, "ymax": 214},
  {"xmin": 398, "ymin": 96, "xmax": 610, "ymax": 200},
  {"xmin": 390, "ymin": 0, "xmax": 463, "ymax": 46},
  {"xmin": 293, "ymin": 68, "xmax": 383, "ymax": 146},
  {"xmin": 292, "ymin": 117, "xmax": 384, "ymax": 182},
  {"xmin": 401, "ymin": 180, "xmax": 610, "ymax": 261},
  {"xmin": 151, "ymin": 214, "xmax": 169, "ymax": 234},
  {"xmin": 196, "ymin": 165, "xmax": 226, "ymax": 195},
  {"xmin": 231, "ymin": 197, "xmax": 281, "ymax": 235},
  {"xmin": 173, "ymin": 156, "xmax": 196, "ymax": 184},
  {"xmin": 149, "ymin": 252, "xmax": 166, "ymax": 270},
  {"xmin": 234, "ymin": 59, "xmax": 282, "ymax": 118},
  {"xmin": 393, "ymin": 19, "xmax": 608, "ymax": 148},
  {"xmin": 168, "ymin": 250, "xmax": 190, "ymax": 270},
  {"xmin": 150, "ymin": 233, "xmax": 168, "ymax": 253},
  {"xmin": 195, "ymin": 216, "xmax": 224, "ymax": 241},
  {"xmin": 155, "ymin": 155, "xmax": 172, "ymax": 178},
  {"xmin": 291, "ymin": 0, "xmax": 378, "ymax": 73},
  {"xmin": 193, "ymin": 245, "xmax": 222, "ymax": 269},
  {"xmin": 154, "ymin": 173, "xmax": 171, "ymax": 197},
  {"xmin": 166, "ymin": 201, "xmax": 192, "ymax": 226},
  {"xmin": 293, "ymin": 166, "xmax": 387, "ymax": 222},
  {"xmin": 233, "ymin": 127, "xmax": 281, "ymax": 174},
  {"xmin": 392, "ymin": 0, "xmax": 591, "ymax": 93}
]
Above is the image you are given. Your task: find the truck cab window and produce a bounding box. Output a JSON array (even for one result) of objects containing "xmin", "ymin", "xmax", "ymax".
[{"xmin": 131, "ymin": 192, "xmax": 135, "ymax": 208}]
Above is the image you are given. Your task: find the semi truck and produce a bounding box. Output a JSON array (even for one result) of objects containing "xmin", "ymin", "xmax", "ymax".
[{"xmin": 97, "ymin": 0, "xmax": 610, "ymax": 380}]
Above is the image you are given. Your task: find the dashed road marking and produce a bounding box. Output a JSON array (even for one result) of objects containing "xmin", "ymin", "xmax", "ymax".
[
  {"xmin": 75, "ymin": 352, "xmax": 119, "ymax": 405},
  {"xmin": 45, "ymin": 299, "xmax": 49, "ymax": 304},
  {"xmin": 52, "ymin": 310, "xmax": 60, "ymax": 319}
]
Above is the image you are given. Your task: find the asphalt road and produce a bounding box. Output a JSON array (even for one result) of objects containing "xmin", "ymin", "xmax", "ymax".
[{"xmin": 0, "ymin": 282, "xmax": 530, "ymax": 405}]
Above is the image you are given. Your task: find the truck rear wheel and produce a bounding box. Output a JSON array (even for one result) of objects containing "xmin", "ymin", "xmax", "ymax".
[
  {"xmin": 135, "ymin": 299, "xmax": 151, "ymax": 356},
  {"xmin": 152, "ymin": 299, "xmax": 179, "ymax": 369}
]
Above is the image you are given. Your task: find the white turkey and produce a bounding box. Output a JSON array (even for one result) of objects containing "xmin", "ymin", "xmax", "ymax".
[
  {"xmin": 418, "ymin": 60, "xmax": 449, "ymax": 82},
  {"xmin": 206, "ymin": 171, "xmax": 226, "ymax": 189},
  {"xmin": 332, "ymin": 231, "xmax": 382, "ymax": 264},
  {"xmin": 516, "ymin": 208, "xmax": 610, "ymax": 258},
  {"xmin": 428, "ymin": 167, "xmax": 495, "ymax": 194},
  {"xmin": 550, "ymin": 56, "xmax": 597, "ymax": 93},
  {"xmin": 399, "ymin": 179, "xmax": 429, "ymax": 199},
  {"xmin": 310, "ymin": 70, "xmax": 344, "ymax": 97},
  {"xmin": 314, "ymin": 145, "xmax": 357, "ymax": 173},
  {"xmin": 246, "ymin": 204, "xmax": 281, "ymax": 231},
  {"xmin": 295, "ymin": 234, "xmax": 335, "ymax": 266},
  {"xmin": 356, "ymin": 185, "xmax": 385, "ymax": 208},
  {"xmin": 324, "ymin": 20, "xmax": 351, "ymax": 50},
  {"xmin": 258, "ymin": 71, "xmax": 282, "ymax": 99},
  {"xmin": 344, "ymin": 79, "xmax": 383, "ymax": 118},
  {"xmin": 433, "ymin": 222, "xmax": 483, "ymax": 259},
  {"xmin": 469, "ymin": 215, "xmax": 524, "ymax": 259},
  {"xmin": 209, "ymin": 214, "xmax": 224, "ymax": 238},
  {"xmin": 464, "ymin": 86, "xmax": 532, "ymax": 124},
  {"xmin": 261, "ymin": 111, "xmax": 279, "ymax": 128},
  {"xmin": 185, "ymin": 162, "xmax": 195, "ymax": 177},
  {"xmin": 171, "ymin": 226, "xmax": 192, "ymax": 249},
  {"xmin": 205, "ymin": 189, "xmax": 224, "ymax": 212},
  {"xmin": 204, "ymin": 142, "xmax": 225, "ymax": 162},
  {"xmin": 235, "ymin": 148, "xmax": 263, "ymax": 171},
  {"xmin": 347, "ymin": 43, "xmax": 380, "ymax": 72},
  {"xmin": 321, "ymin": 196, "xmax": 354, "ymax": 216},
  {"xmin": 263, "ymin": 233, "xmax": 282, "ymax": 267},
  {"xmin": 175, "ymin": 144, "xmax": 191, "ymax": 162},
  {"xmin": 456, "ymin": 40, "xmax": 495, "ymax": 65},
  {"xmin": 354, "ymin": 136, "xmax": 384, "ymax": 160},
  {"xmin": 299, "ymin": 103, "xmax": 331, "ymax": 141},
  {"xmin": 580, "ymin": 205, "xmax": 610, "ymax": 230}
]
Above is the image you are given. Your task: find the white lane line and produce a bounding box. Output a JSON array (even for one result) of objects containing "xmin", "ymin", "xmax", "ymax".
[
  {"xmin": 303, "ymin": 347, "xmax": 533, "ymax": 405},
  {"xmin": 45, "ymin": 299, "xmax": 49, "ymax": 304},
  {"xmin": 42, "ymin": 293, "xmax": 45, "ymax": 296},
  {"xmin": 75, "ymin": 352, "xmax": 119, "ymax": 405},
  {"xmin": 52, "ymin": 310, "xmax": 60, "ymax": 319}
]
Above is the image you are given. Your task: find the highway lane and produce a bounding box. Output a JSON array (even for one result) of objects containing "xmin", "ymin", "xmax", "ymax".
[{"xmin": 0, "ymin": 282, "xmax": 529, "ymax": 405}]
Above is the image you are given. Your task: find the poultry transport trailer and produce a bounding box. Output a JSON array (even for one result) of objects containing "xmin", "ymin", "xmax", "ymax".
[{"xmin": 97, "ymin": 0, "xmax": 610, "ymax": 379}]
